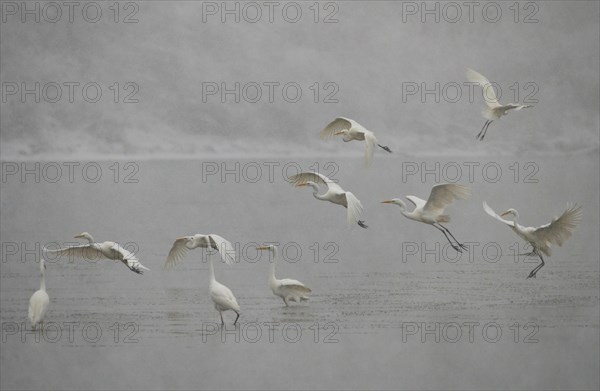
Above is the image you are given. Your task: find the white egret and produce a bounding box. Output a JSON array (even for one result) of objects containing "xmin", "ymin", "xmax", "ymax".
[
  {"xmin": 467, "ymin": 68, "xmax": 533, "ymax": 141},
  {"xmin": 165, "ymin": 234, "xmax": 240, "ymax": 325},
  {"xmin": 382, "ymin": 184, "xmax": 471, "ymax": 252},
  {"xmin": 28, "ymin": 259, "xmax": 49, "ymax": 330},
  {"xmin": 45, "ymin": 232, "xmax": 149, "ymax": 274},
  {"xmin": 320, "ymin": 117, "xmax": 392, "ymax": 166},
  {"xmin": 289, "ymin": 171, "xmax": 367, "ymax": 228},
  {"xmin": 257, "ymin": 245, "xmax": 311, "ymax": 306},
  {"xmin": 483, "ymin": 202, "xmax": 583, "ymax": 278}
]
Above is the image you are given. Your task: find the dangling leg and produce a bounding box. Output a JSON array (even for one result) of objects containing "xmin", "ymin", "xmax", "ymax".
[
  {"xmin": 476, "ymin": 120, "xmax": 489, "ymax": 140},
  {"xmin": 219, "ymin": 311, "xmax": 224, "ymax": 326},
  {"xmin": 479, "ymin": 120, "xmax": 493, "ymax": 141},
  {"xmin": 358, "ymin": 220, "xmax": 368, "ymax": 229},
  {"xmin": 433, "ymin": 224, "xmax": 462, "ymax": 253},
  {"xmin": 233, "ymin": 311, "xmax": 240, "ymax": 325},
  {"xmin": 378, "ymin": 144, "xmax": 392, "ymax": 153},
  {"xmin": 438, "ymin": 224, "xmax": 468, "ymax": 251},
  {"xmin": 527, "ymin": 253, "xmax": 545, "ymax": 279},
  {"xmin": 283, "ymin": 297, "xmax": 289, "ymax": 307}
]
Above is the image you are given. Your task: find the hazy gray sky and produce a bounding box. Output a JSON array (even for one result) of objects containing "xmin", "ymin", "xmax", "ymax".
[{"xmin": 1, "ymin": 1, "xmax": 598, "ymax": 158}]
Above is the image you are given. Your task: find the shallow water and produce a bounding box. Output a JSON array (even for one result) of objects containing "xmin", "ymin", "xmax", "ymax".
[{"xmin": 1, "ymin": 156, "xmax": 598, "ymax": 390}]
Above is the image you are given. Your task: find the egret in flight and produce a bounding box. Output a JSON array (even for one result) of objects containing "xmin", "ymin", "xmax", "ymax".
[
  {"xmin": 257, "ymin": 245, "xmax": 312, "ymax": 306},
  {"xmin": 165, "ymin": 234, "xmax": 240, "ymax": 325},
  {"xmin": 28, "ymin": 259, "xmax": 49, "ymax": 330},
  {"xmin": 382, "ymin": 184, "xmax": 471, "ymax": 252},
  {"xmin": 289, "ymin": 171, "xmax": 368, "ymax": 228},
  {"xmin": 483, "ymin": 202, "xmax": 583, "ymax": 278},
  {"xmin": 45, "ymin": 232, "xmax": 149, "ymax": 274},
  {"xmin": 467, "ymin": 68, "xmax": 533, "ymax": 141},
  {"xmin": 320, "ymin": 117, "xmax": 392, "ymax": 166}
]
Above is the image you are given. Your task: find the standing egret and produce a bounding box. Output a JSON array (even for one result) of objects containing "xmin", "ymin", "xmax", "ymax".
[
  {"xmin": 28, "ymin": 259, "xmax": 49, "ymax": 330},
  {"xmin": 45, "ymin": 232, "xmax": 149, "ymax": 274},
  {"xmin": 467, "ymin": 68, "xmax": 533, "ymax": 140},
  {"xmin": 483, "ymin": 202, "xmax": 583, "ymax": 278},
  {"xmin": 289, "ymin": 172, "xmax": 367, "ymax": 228},
  {"xmin": 257, "ymin": 245, "xmax": 311, "ymax": 306},
  {"xmin": 382, "ymin": 184, "xmax": 471, "ymax": 252},
  {"xmin": 320, "ymin": 117, "xmax": 392, "ymax": 166},
  {"xmin": 165, "ymin": 235, "xmax": 240, "ymax": 325}
]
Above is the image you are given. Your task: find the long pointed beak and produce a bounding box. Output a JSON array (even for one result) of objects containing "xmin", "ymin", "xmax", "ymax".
[
  {"xmin": 500, "ymin": 211, "xmax": 510, "ymax": 217},
  {"xmin": 176, "ymin": 236, "xmax": 187, "ymax": 241},
  {"xmin": 381, "ymin": 200, "xmax": 394, "ymax": 204},
  {"xmin": 295, "ymin": 183, "xmax": 307, "ymax": 187},
  {"xmin": 74, "ymin": 234, "xmax": 83, "ymax": 239}
]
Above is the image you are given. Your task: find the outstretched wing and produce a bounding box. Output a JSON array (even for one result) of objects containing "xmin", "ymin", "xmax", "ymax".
[
  {"xmin": 111, "ymin": 243, "xmax": 149, "ymax": 274},
  {"xmin": 44, "ymin": 244, "xmax": 104, "ymax": 261},
  {"xmin": 344, "ymin": 191, "xmax": 364, "ymax": 225},
  {"xmin": 423, "ymin": 184, "xmax": 471, "ymax": 215},
  {"xmin": 533, "ymin": 204, "xmax": 582, "ymax": 247},
  {"xmin": 482, "ymin": 201, "xmax": 515, "ymax": 227},
  {"xmin": 320, "ymin": 117, "xmax": 353, "ymax": 140},
  {"xmin": 288, "ymin": 172, "xmax": 333, "ymax": 188},
  {"xmin": 466, "ymin": 68, "xmax": 501, "ymax": 108},
  {"xmin": 363, "ymin": 131, "xmax": 377, "ymax": 167},
  {"xmin": 165, "ymin": 237, "xmax": 190, "ymax": 269},
  {"xmin": 208, "ymin": 234, "xmax": 236, "ymax": 265}
]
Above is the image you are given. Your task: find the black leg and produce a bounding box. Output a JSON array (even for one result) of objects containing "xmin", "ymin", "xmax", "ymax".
[
  {"xmin": 527, "ymin": 253, "xmax": 545, "ymax": 279},
  {"xmin": 438, "ymin": 224, "xmax": 468, "ymax": 251},
  {"xmin": 358, "ymin": 220, "xmax": 368, "ymax": 229},
  {"xmin": 480, "ymin": 120, "xmax": 493, "ymax": 141},
  {"xmin": 434, "ymin": 224, "xmax": 462, "ymax": 253},
  {"xmin": 219, "ymin": 312, "xmax": 224, "ymax": 326},
  {"xmin": 378, "ymin": 144, "xmax": 392, "ymax": 153},
  {"xmin": 476, "ymin": 120, "xmax": 489, "ymax": 140},
  {"xmin": 233, "ymin": 311, "xmax": 240, "ymax": 325}
]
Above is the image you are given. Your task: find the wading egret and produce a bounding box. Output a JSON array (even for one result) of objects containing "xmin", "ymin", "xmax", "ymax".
[
  {"xmin": 382, "ymin": 184, "xmax": 471, "ymax": 252},
  {"xmin": 467, "ymin": 68, "xmax": 533, "ymax": 141},
  {"xmin": 320, "ymin": 117, "xmax": 392, "ymax": 166},
  {"xmin": 289, "ymin": 171, "xmax": 367, "ymax": 228},
  {"xmin": 165, "ymin": 234, "xmax": 240, "ymax": 325},
  {"xmin": 45, "ymin": 232, "xmax": 149, "ymax": 274},
  {"xmin": 483, "ymin": 202, "xmax": 583, "ymax": 278},
  {"xmin": 28, "ymin": 259, "xmax": 49, "ymax": 330},
  {"xmin": 257, "ymin": 245, "xmax": 311, "ymax": 306}
]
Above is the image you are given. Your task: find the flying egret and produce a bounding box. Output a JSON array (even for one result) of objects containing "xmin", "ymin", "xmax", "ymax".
[
  {"xmin": 28, "ymin": 259, "xmax": 50, "ymax": 330},
  {"xmin": 320, "ymin": 117, "xmax": 392, "ymax": 166},
  {"xmin": 165, "ymin": 234, "xmax": 240, "ymax": 325},
  {"xmin": 382, "ymin": 184, "xmax": 471, "ymax": 252},
  {"xmin": 289, "ymin": 171, "xmax": 368, "ymax": 228},
  {"xmin": 257, "ymin": 245, "xmax": 312, "ymax": 306},
  {"xmin": 45, "ymin": 232, "xmax": 149, "ymax": 274},
  {"xmin": 467, "ymin": 68, "xmax": 533, "ymax": 141},
  {"xmin": 483, "ymin": 202, "xmax": 583, "ymax": 278}
]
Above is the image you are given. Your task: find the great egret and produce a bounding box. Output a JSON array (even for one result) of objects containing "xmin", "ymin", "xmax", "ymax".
[
  {"xmin": 320, "ymin": 117, "xmax": 392, "ymax": 166},
  {"xmin": 483, "ymin": 202, "xmax": 583, "ymax": 278},
  {"xmin": 467, "ymin": 68, "xmax": 533, "ymax": 141},
  {"xmin": 382, "ymin": 184, "xmax": 471, "ymax": 252},
  {"xmin": 28, "ymin": 259, "xmax": 49, "ymax": 330},
  {"xmin": 45, "ymin": 232, "xmax": 149, "ymax": 274},
  {"xmin": 257, "ymin": 245, "xmax": 312, "ymax": 306},
  {"xmin": 289, "ymin": 171, "xmax": 368, "ymax": 228},
  {"xmin": 165, "ymin": 235, "xmax": 240, "ymax": 325}
]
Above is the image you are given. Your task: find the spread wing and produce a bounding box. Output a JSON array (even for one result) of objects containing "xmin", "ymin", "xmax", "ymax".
[
  {"xmin": 278, "ymin": 279, "xmax": 312, "ymax": 295},
  {"xmin": 405, "ymin": 196, "xmax": 427, "ymax": 210},
  {"xmin": 44, "ymin": 244, "xmax": 104, "ymax": 261},
  {"xmin": 165, "ymin": 237, "xmax": 190, "ymax": 269},
  {"xmin": 533, "ymin": 204, "xmax": 583, "ymax": 247},
  {"xmin": 111, "ymin": 243, "xmax": 149, "ymax": 274},
  {"xmin": 288, "ymin": 172, "xmax": 333, "ymax": 189},
  {"xmin": 423, "ymin": 184, "xmax": 471, "ymax": 215},
  {"xmin": 482, "ymin": 201, "xmax": 515, "ymax": 227},
  {"xmin": 320, "ymin": 117, "xmax": 353, "ymax": 140},
  {"xmin": 208, "ymin": 234, "xmax": 236, "ymax": 265},
  {"xmin": 466, "ymin": 68, "xmax": 501, "ymax": 108},
  {"xmin": 344, "ymin": 191, "xmax": 364, "ymax": 225},
  {"xmin": 363, "ymin": 131, "xmax": 377, "ymax": 167}
]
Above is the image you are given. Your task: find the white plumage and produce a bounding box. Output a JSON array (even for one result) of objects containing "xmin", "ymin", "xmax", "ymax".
[
  {"xmin": 320, "ymin": 117, "xmax": 392, "ymax": 166},
  {"xmin": 257, "ymin": 245, "xmax": 311, "ymax": 306},
  {"xmin": 28, "ymin": 259, "xmax": 49, "ymax": 330},
  {"xmin": 382, "ymin": 184, "xmax": 471, "ymax": 252},
  {"xmin": 45, "ymin": 232, "xmax": 149, "ymax": 274},
  {"xmin": 483, "ymin": 202, "xmax": 582, "ymax": 278},
  {"xmin": 289, "ymin": 171, "xmax": 367, "ymax": 228}
]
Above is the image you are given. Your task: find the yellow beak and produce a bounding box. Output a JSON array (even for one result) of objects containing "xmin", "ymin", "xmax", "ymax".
[
  {"xmin": 500, "ymin": 211, "xmax": 510, "ymax": 217},
  {"xmin": 381, "ymin": 200, "xmax": 394, "ymax": 204}
]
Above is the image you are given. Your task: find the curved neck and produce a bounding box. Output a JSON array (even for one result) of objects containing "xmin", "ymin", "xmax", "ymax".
[
  {"xmin": 208, "ymin": 256, "xmax": 215, "ymax": 282},
  {"xmin": 268, "ymin": 247, "xmax": 277, "ymax": 283},
  {"xmin": 395, "ymin": 200, "xmax": 412, "ymax": 218},
  {"xmin": 83, "ymin": 234, "xmax": 94, "ymax": 244},
  {"xmin": 308, "ymin": 183, "xmax": 327, "ymax": 200}
]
